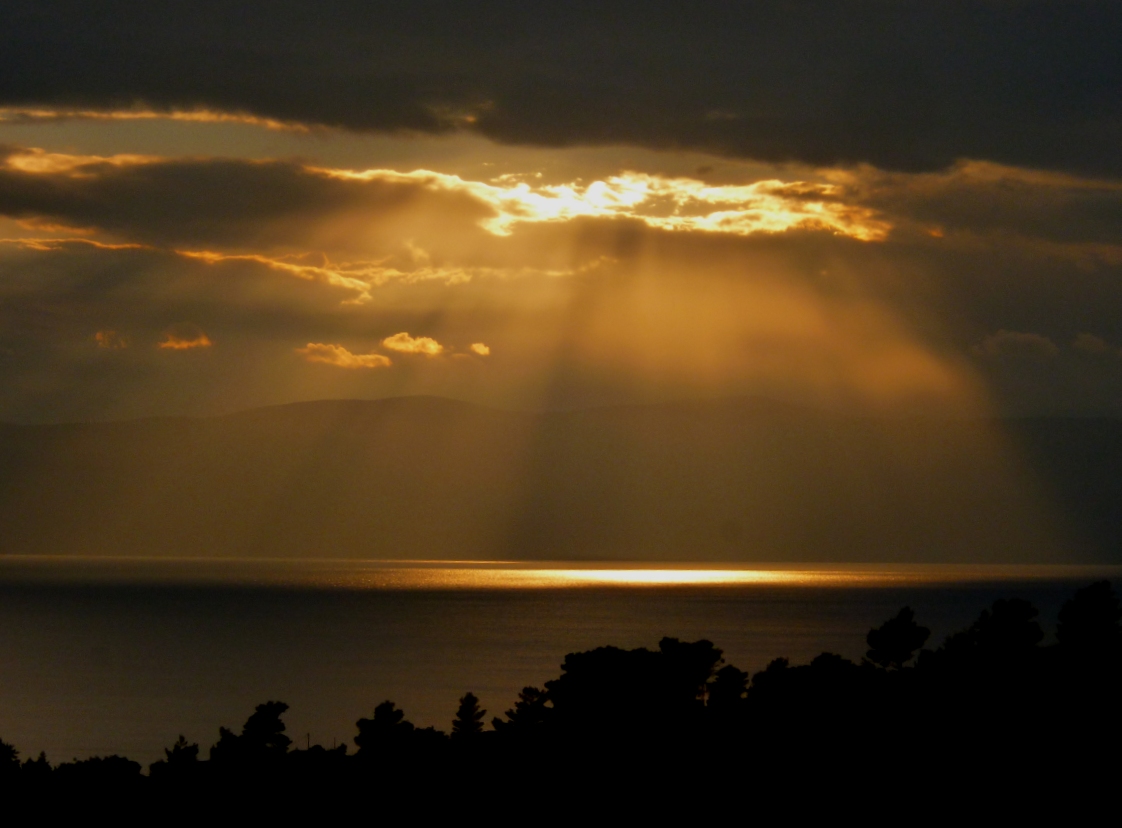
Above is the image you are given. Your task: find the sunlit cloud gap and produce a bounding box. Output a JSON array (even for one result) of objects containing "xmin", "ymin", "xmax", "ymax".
[{"xmin": 318, "ymin": 167, "xmax": 891, "ymax": 241}]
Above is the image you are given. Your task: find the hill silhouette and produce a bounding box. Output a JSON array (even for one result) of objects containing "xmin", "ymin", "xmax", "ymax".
[{"xmin": 0, "ymin": 395, "xmax": 1117, "ymax": 561}]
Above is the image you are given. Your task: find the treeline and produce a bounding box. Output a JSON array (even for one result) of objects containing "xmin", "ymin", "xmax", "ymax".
[{"xmin": 2, "ymin": 581, "xmax": 1120, "ymax": 808}]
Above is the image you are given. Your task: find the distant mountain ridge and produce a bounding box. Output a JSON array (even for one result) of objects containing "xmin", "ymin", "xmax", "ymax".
[{"xmin": 1, "ymin": 396, "xmax": 1118, "ymax": 562}]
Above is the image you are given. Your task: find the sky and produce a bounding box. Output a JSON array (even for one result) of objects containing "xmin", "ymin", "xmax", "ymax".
[{"xmin": 2, "ymin": 1, "xmax": 1122, "ymax": 423}]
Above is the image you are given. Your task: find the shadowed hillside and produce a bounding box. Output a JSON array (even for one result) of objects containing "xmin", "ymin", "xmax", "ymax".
[{"xmin": 0, "ymin": 395, "xmax": 1114, "ymax": 562}]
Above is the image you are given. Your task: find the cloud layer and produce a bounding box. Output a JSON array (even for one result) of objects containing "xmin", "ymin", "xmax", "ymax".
[
  {"xmin": 2, "ymin": 2, "xmax": 1120, "ymax": 174},
  {"xmin": 1, "ymin": 135, "xmax": 1122, "ymax": 420}
]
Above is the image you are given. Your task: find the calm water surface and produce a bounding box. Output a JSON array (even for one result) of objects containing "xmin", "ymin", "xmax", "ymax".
[{"xmin": 0, "ymin": 558, "xmax": 1117, "ymax": 764}]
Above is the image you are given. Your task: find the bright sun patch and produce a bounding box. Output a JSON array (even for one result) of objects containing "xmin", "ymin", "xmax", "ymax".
[{"xmin": 317, "ymin": 167, "xmax": 892, "ymax": 241}]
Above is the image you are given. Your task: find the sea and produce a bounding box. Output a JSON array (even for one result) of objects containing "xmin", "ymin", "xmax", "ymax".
[{"xmin": 0, "ymin": 557, "xmax": 1118, "ymax": 765}]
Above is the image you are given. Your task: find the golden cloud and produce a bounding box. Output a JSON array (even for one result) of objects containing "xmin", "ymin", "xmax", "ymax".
[
  {"xmin": 94, "ymin": 330, "xmax": 128, "ymax": 350},
  {"xmin": 0, "ymin": 237, "xmax": 149, "ymax": 252},
  {"xmin": 174, "ymin": 249, "xmax": 582, "ymax": 303},
  {"xmin": 382, "ymin": 332, "xmax": 444, "ymax": 355},
  {"xmin": 176, "ymin": 250, "xmax": 381, "ymax": 301},
  {"xmin": 0, "ymin": 106, "xmax": 306, "ymax": 132},
  {"xmin": 15, "ymin": 217, "xmax": 97, "ymax": 235},
  {"xmin": 469, "ymin": 343, "xmax": 491, "ymax": 356},
  {"xmin": 159, "ymin": 325, "xmax": 213, "ymax": 350},
  {"xmin": 3, "ymin": 147, "xmax": 159, "ymax": 176},
  {"xmin": 296, "ymin": 342, "xmax": 392, "ymax": 369}
]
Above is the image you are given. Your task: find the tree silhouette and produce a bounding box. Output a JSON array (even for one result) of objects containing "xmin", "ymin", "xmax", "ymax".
[
  {"xmin": 492, "ymin": 686, "xmax": 550, "ymax": 733},
  {"xmin": 355, "ymin": 700, "xmax": 416, "ymax": 754},
  {"xmin": 708, "ymin": 664, "xmax": 749, "ymax": 713},
  {"xmin": 866, "ymin": 607, "xmax": 930, "ymax": 669},
  {"xmin": 747, "ymin": 657, "xmax": 790, "ymax": 702},
  {"xmin": 55, "ymin": 755, "xmax": 142, "ymax": 785},
  {"xmin": 452, "ymin": 692, "xmax": 486, "ymax": 738},
  {"xmin": 210, "ymin": 701, "xmax": 291, "ymax": 764},
  {"xmin": 21, "ymin": 752, "xmax": 51, "ymax": 781},
  {"xmin": 659, "ymin": 637, "xmax": 725, "ymax": 706},
  {"xmin": 1057, "ymin": 580, "xmax": 1122, "ymax": 657},
  {"xmin": 942, "ymin": 598, "xmax": 1043, "ymax": 664},
  {"xmin": 0, "ymin": 737, "xmax": 18, "ymax": 777},
  {"xmin": 165, "ymin": 735, "xmax": 199, "ymax": 765},
  {"xmin": 242, "ymin": 701, "xmax": 292, "ymax": 754}
]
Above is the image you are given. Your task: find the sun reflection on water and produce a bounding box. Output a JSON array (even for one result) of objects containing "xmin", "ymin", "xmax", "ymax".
[
  {"xmin": 0, "ymin": 557, "xmax": 1118, "ymax": 590},
  {"xmin": 532, "ymin": 569, "xmax": 804, "ymax": 586},
  {"xmin": 323, "ymin": 563, "xmax": 1122, "ymax": 590},
  {"xmin": 308, "ymin": 564, "xmax": 897, "ymax": 590}
]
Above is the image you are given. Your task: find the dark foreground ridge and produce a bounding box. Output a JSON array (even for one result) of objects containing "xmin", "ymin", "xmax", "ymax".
[{"xmin": 2, "ymin": 581, "xmax": 1120, "ymax": 814}]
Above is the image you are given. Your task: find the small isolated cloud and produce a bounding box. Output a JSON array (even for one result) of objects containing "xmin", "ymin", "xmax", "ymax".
[
  {"xmin": 469, "ymin": 342, "xmax": 491, "ymax": 356},
  {"xmin": 1072, "ymin": 333, "xmax": 1111, "ymax": 355},
  {"xmin": 94, "ymin": 329, "xmax": 127, "ymax": 350},
  {"xmin": 296, "ymin": 342, "xmax": 392, "ymax": 369},
  {"xmin": 158, "ymin": 324, "xmax": 212, "ymax": 350},
  {"xmin": 382, "ymin": 332, "xmax": 444, "ymax": 356},
  {"xmin": 972, "ymin": 330, "xmax": 1057, "ymax": 360}
]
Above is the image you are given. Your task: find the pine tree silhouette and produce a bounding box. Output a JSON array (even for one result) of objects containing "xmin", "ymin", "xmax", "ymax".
[{"xmin": 451, "ymin": 692, "xmax": 486, "ymax": 739}]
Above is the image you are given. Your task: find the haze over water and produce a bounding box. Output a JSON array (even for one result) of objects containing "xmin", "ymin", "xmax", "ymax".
[{"xmin": 0, "ymin": 557, "xmax": 1116, "ymax": 765}]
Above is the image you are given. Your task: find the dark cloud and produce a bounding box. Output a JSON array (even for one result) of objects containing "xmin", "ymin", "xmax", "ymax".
[
  {"xmin": 970, "ymin": 329, "xmax": 1122, "ymax": 415},
  {"xmin": 973, "ymin": 329, "xmax": 1058, "ymax": 360},
  {"xmin": 0, "ymin": 149, "xmax": 490, "ymax": 248},
  {"xmin": 1072, "ymin": 333, "xmax": 1113, "ymax": 355},
  {"xmin": 2, "ymin": 2, "xmax": 1120, "ymax": 175},
  {"xmin": 854, "ymin": 162, "xmax": 1122, "ymax": 247}
]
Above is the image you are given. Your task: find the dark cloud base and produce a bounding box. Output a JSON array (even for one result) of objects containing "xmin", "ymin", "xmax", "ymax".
[{"xmin": 2, "ymin": 1, "xmax": 1121, "ymax": 175}]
